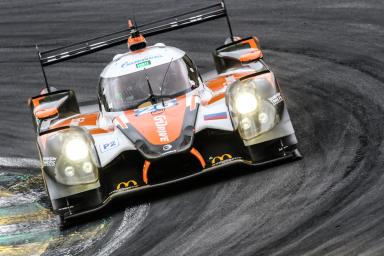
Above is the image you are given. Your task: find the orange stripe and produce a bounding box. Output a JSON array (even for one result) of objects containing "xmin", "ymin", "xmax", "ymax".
[
  {"xmin": 206, "ymin": 72, "xmax": 253, "ymax": 92},
  {"xmin": 51, "ymin": 112, "xmax": 98, "ymax": 129},
  {"xmin": 31, "ymin": 96, "xmax": 45, "ymax": 107},
  {"xmin": 89, "ymin": 128, "xmax": 114, "ymax": 135},
  {"xmin": 208, "ymin": 94, "xmax": 225, "ymax": 105},
  {"xmin": 239, "ymin": 50, "xmax": 262, "ymax": 62},
  {"xmin": 35, "ymin": 107, "xmax": 58, "ymax": 119},
  {"xmin": 241, "ymin": 38, "xmax": 258, "ymax": 49},
  {"xmin": 190, "ymin": 148, "xmax": 206, "ymax": 168},
  {"xmin": 142, "ymin": 160, "xmax": 151, "ymax": 184},
  {"xmin": 190, "ymin": 95, "xmax": 197, "ymax": 111},
  {"xmin": 115, "ymin": 116, "xmax": 128, "ymax": 129}
]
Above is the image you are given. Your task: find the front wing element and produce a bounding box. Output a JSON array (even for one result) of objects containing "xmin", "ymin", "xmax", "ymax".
[
  {"xmin": 64, "ymin": 149, "xmax": 300, "ymax": 221},
  {"xmin": 51, "ymin": 131, "xmax": 301, "ymax": 222}
]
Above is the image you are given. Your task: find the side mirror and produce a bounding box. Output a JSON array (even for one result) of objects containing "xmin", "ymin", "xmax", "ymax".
[
  {"xmin": 213, "ymin": 37, "xmax": 263, "ymax": 73},
  {"xmin": 28, "ymin": 90, "xmax": 80, "ymax": 132}
]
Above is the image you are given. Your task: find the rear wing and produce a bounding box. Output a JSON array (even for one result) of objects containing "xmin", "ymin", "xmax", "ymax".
[{"xmin": 36, "ymin": 1, "xmax": 234, "ymax": 91}]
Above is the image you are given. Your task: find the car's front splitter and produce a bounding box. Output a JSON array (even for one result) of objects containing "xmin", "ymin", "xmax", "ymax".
[{"xmin": 63, "ymin": 148, "xmax": 301, "ymax": 222}]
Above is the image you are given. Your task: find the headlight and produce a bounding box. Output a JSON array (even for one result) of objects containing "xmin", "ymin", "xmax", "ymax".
[
  {"xmin": 235, "ymin": 92, "xmax": 257, "ymax": 114},
  {"xmin": 226, "ymin": 74, "xmax": 282, "ymax": 141},
  {"xmin": 64, "ymin": 137, "xmax": 89, "ymax": 161},
  {"xmin": 57, "ymin": 133, "xmax": 98, "ymax": 185},
  {"xmin": 42, "ymin": 127, "xmax": 99, "ymax": 185},
  {"xmin": 64, "ymin": 166, "xmax": 75, "ymax": 177}
]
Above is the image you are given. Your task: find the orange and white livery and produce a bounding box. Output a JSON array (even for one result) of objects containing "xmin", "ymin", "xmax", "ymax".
[{"xmin": 29, "ymin": 2, "xmax": 301, "ymax": 228}]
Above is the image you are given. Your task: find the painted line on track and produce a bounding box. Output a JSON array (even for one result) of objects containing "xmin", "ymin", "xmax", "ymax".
[
  {"xmin": 95, "ymin": 204, "xmax": 150, "ymax": 256},
  {"xmin": 0, "ymin": 157, "xmax": 40, "ymax": 169}
]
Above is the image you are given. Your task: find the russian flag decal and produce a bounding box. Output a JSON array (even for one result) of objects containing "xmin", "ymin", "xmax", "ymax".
[{"xmin": 204, "ymin": 112, "xmax": 228, "ymax": 121}]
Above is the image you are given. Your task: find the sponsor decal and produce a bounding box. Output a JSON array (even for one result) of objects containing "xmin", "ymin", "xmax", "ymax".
[
  {"xmin": 100, "ymin": 138, "xmax": 119, "ymax": 153},
  {"xmin": 120, "ymin": 55, "xmax": 162, "ymax": 69},
  {"xmin": 163, "ymin": 144, "xmax": 172, "ymax": 151},
  {"xmin": 134, "ymin": 98, "xmax": 177, "ymax": 116},
  {"xmin": 268, "ymin": 93, "xmax": 283, "ymax": 106},
  {"xmin": 154, "ymin": 115, "xmax": 169, "ymax": 142},
  {"xmin": 209, "ymin": 154, "xmax": 240, "ymax": 166},
  {"xmin": 204, "ymin": 111, "xmax": 228, "ymax": 121},
  {"xmin": 116, "ymin": 179, "xmax": 138, "ymax": 190},
  {"xmin": 43, "ymin": 157, "xmax": 56, "ymax": 167},
  {"xmin": 136, "ymin": 60, "xmax": 151, "ymax": 69}
]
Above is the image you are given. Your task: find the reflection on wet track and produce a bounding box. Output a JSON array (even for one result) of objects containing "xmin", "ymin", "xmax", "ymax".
[{"xmin": 0, "ymin": 158, "xmax": 149, "ymax": 256}]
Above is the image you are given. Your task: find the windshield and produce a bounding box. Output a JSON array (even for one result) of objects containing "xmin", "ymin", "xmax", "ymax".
[{"xmin": 99, "ymin": 55, "xmax": 199, "ymax": 111}]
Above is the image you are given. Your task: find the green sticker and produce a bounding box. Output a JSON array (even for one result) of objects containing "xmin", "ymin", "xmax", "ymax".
[{"xmin": 136, "ymin": 60, "xmax": 151, "ymax": 69}]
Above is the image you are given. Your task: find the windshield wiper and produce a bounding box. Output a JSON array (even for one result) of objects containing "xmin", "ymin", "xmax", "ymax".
[{"xmin": 144, "ymin": 69, "xmax": 157, "ymax": 104}]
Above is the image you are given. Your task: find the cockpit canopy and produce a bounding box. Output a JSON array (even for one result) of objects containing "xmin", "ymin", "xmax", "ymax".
[{"xmin": 99, "ymin": 54, "xmax": 199, "ymax": 112}]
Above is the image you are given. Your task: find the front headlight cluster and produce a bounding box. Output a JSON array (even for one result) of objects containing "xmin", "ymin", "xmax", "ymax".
[
  {"xmin": 234, "ymin": 92, "xmax": 258, "ymax": 114},
  {"xmin": 43, "ymin": 128, "xmax": 99, "ymax": 186},
  {"xmin": 226, "ymin": 74, "xmax": 281, "ymax": 140},
  {"xmin": 64, "ymin": 138, "xmax": 89, "ymax": 161}
]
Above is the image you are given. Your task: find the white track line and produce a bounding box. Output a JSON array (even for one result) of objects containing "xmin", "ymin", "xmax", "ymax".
[
  {"xmin": 95, "ymin": 204, "xmax": 150, "ymax": 256},
  {"xmin": 0, "ymin": 157, "xmax": 40, "ymax": 168}
]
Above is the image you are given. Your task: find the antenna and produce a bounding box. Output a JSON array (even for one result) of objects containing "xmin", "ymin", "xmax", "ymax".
[
  {"xmin": 35, "ymin": 45, "xmax": 50, "ymax": 93},
  {"xmin": 160, "ymin": 58, "xmax": 174, "ymax": 107}
]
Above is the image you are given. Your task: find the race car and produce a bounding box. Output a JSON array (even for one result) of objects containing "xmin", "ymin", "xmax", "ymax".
[{"xmin": 28, "ymin": 2, "xmax": 301, "ymax": 227}]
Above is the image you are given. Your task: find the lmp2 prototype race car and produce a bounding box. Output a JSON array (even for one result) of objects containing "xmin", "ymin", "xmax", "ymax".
[{"xmin": 29, "ymin": 2, "xmax": 301, "ymax": 227}]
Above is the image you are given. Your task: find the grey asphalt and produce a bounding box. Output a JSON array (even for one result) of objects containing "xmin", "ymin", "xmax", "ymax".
[{"xmin": 0, "ymin": 0, "xmax": 383, "ymax": 255}]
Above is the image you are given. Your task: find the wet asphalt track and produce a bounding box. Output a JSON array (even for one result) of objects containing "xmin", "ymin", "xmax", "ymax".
[{"xmin": 0, "ymin": 0, "xmax": 384, "ymax": 255}]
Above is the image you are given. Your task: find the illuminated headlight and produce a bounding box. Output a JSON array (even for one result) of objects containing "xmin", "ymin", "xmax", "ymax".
[
  {"xmin": 82, "ymin": 162, "xmax": 93, "ymax": 174},
  {"xmin": 234, "ymin": 92, "xmax": 257, "ymax": 114},
  {"xmin": 43, "ymin": 128, "xmax": 99, "ymax": 186},
  {"xmin": 64, "ymin": 138, "xmax": 89, "ymax": 161},
  {"xmin": 64, "ymin": 166, "xmax": 75, "ymax": 177},
  {"xmin": 258, "ymin": 112, "xmax": 269, "ymax": 124},
  {"xmin": 226, "ymin": 76, "xmax": 281, "ymax": 141},
  {"xmin": 241, "ymin": 117, "xmax": 253, "ymax": 130}
]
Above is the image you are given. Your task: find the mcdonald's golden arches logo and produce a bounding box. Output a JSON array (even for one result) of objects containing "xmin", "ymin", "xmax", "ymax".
[
  {"xmin": 116, "ymin": 180, "xmax": 138, "ymax": 190},
  {"xmin": 210, "ymin": 154, "xmax": 232, "ymax": 165}
]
